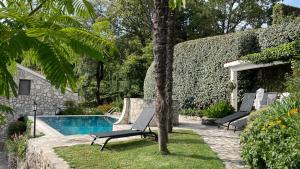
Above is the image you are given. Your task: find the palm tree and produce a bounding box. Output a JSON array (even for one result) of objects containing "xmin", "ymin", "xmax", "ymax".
[
  {"xmin": 152, "ymin": 0, "xmax": 185, "ymax": 154},
  {"xmin": 153, "ymin": 0, "xmax": 169, "ymax": 155},
  {"xmin": 0, "ymin": 0, "xmax": 116, "ymax": 99}
]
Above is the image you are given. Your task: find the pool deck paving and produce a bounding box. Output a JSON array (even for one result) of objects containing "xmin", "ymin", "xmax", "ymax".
[{"xmin": 1, "ymin": 116, "xmax": 248, "ymax": 169}]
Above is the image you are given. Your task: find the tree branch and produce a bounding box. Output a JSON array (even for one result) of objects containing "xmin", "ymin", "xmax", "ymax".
[{"xmin": 29, "ymin": 0, "xmax": 47, "ymax": 16}]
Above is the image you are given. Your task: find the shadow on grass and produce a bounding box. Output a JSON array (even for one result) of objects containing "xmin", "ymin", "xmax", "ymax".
[
  {"xmin": 100, "ymin": 139, "xmax": 156, "ymax": 151},
  {"xmin": 170, "ymin": 152, "xmax": 220, "ymax": 161}
]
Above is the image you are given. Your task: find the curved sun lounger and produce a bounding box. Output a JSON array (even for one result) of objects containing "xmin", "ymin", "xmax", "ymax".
[
  {"xmin": 91, "ymin": 107, "xmax": 158, "ymax": 151},
  {"xmin": 215, "ymin": 93, "xmax": 256, "ymax": 129}
]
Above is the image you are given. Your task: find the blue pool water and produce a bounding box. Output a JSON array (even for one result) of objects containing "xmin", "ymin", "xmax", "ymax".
[{"xmin": 38, "ymin": 116, "xmax": 117, "ymax": 135}]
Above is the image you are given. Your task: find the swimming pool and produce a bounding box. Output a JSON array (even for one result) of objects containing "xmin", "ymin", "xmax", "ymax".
[{"xmin": 38, "ymin": 116, "xmax": 117, "ymax": 135}]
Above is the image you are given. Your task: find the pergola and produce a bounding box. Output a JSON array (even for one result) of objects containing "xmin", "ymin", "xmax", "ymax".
[{"xmin": 224, "ymin": 60, "xmax": 288, "ymax": 110}]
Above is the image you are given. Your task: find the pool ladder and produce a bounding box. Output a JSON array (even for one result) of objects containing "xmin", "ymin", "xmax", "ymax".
[{"xmin": 106, "ymin": 107, "xmax": 120, "ymax": 115}]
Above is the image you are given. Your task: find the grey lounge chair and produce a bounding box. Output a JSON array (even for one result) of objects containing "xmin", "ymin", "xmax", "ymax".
[
  {"xmin": 231, "ymin": 92, "xmax": 278, "ymax": 131},
  {"xmin": 215, "ymin": 93, "xmax": 256, "ymax": 129},
  {"xmin": 91, "ymin": 107, "xmax": 158, "ymax": 151}
]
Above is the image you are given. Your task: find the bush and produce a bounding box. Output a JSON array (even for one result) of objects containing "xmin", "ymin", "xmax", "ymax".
[
  {"xmin": 180, "ymin": 108, "xmax": 203, "ymax": 117},
  {"xmin": 5, "ymin": 134, "xmax": 28, "ymax": 159},
  {"xmin": 7, "ymin": 121, "xmax": 27, "ymax": 138},
  {"xmin": 203, "ymin": 100, "xmax": 234, "ymax": 118},
  {"xmin": 240, "ymin": 98, "xmax": 300, "ymax": 169},
  {"xmin": 61, "ymin": 100, "xmax": 84, "ymax": 115},
  {"xmin": 60, "ymin": 107, "xmax": 84, "ymax": 115},
  {"xmin": 111, "ymin": 97, "xmax": 123, "ymax": 111},
  {"xmin": 64, "ymin": 100, "xmax": 77, "ymax": 108},
  {"xmin": 98, "ymin": 103, "xmax": 113, "ymax": 114}
]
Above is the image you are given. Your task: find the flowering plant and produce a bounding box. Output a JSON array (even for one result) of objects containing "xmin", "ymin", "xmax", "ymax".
[{"xmin": 240, "ymin": 98, "xmax": 300, "ymax": 169}]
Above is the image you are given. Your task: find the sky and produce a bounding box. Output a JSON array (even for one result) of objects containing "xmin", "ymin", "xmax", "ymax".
[{"xmin": 283, "ymin": 0, "xmax": 300, "ymax": 8}]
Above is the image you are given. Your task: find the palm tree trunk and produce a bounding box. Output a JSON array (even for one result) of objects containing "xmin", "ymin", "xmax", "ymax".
[
  {"xmin": 153, "ymin": 0, "xmax": 169, "ymax": 155},
  {"xmin": 96, "ymin": 61, "xmax": 104, "ymax": 105},
  {"xmin": 166, "ymin": 10, "xmax": 176, "ymax": 133}
]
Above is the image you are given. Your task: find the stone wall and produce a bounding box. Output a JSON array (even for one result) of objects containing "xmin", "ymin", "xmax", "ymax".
[{"xmin": 0, "ymin": 64, "xmax": 79, "ymax": 116}]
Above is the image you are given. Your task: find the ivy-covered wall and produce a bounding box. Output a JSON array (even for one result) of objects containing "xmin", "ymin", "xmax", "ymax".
[{"xmin": 144, "ymin": 12, "xmax": 300, "ymax": 108}]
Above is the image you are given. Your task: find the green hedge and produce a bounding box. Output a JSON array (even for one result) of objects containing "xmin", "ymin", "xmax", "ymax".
[
  {"xmin": 258, "ymin": 17, "xmax": 300, "ymax": 50},
  {"xmin": 272, "ymin": 3, "xmax": 300, "ymax": 25},
  {"xmin": 241, "ymin": 40, "xmax": 300, "ymax": 63},
  {"xmin": 144, "ymin": 16, "xmax": 300, "ymax": 108},
  {"xmin": 144, "ymin": 31, "xmax": 258, "ymax": 107}
]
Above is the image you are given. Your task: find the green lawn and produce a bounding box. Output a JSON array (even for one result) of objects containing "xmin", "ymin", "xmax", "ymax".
[{"xmin": 55, "ymin": 130, "xmax": 224, "ymax": 169}]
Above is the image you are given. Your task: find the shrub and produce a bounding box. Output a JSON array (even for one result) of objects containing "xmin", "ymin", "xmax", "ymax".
[
  {"xmin": 84, "ymin": 108, "xmax": 104, "ymax": 115},
  {"xmin": 5, "ymin": 134, "xmax": 28, "ymax": 159},
  {"xmin": 61, "ymin": 100, "xmax": 85, "ymax": 115},
  {"xmin": 203, "ymin": 100, "xmax": 234, "ymax": 118},
  {"xmin": 240, "ymin": 98, "xmax": 300, "ymax": 169},
  {"xmin": 180, "ymin": 108, "xmax": 203, "ymax": 117},
  {"xmin": 60, "ymin": 107, "xmax": 84, "ymax": 115},
  {"xmin": 7, "ymin": 121, "xmax": 27, "ymax": 137},
  {"xmin": 98, "ymin": 103, "xmax": 113, "ymax": 114},
  {"xmin": 64, "ymin": 100, "xmax": 77, "ymax": 108},
  {"xmin": 111, "ymin": 97, "xmax": 124, "ymax": 111}
]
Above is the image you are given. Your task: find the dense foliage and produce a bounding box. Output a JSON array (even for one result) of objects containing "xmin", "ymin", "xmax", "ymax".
[
  {"xmin": 144, "ymin": 31, "xmax": 258, "ymax": 107},
  {"xmin": 7, "ymin": 121, "xmax": 27, "ymax": 138},
  {"xmin": 145, "ymin": 12, "xmax": 300, "ymax": 108},
  {"xmin": 241, "ymin": 39, "xmax": 300, "ymax": 63},
  {"xmin": 5, "ymin": 134, "xmax": 28, "ymax": 159},
  {"xmin": 240, "ymin": 98, "xmax": 300, "ymax": 169},
  {"xmin": 258, "ymin": 17, "xmax": 300, "ymax": 50},
  {"xmin": 179, "ymin": 97, "xmax": 203, "ymax": 117},
  {"xmin": 0, "ymin": 0, "xmax": 115, "ymax": 99},
  {"xmin": 203, "ymin": 100, "xmax": 234, "ymax": 118},
  {"xmin": 272, "ymin": 3, "xmax": 300, "ymax": 25}
]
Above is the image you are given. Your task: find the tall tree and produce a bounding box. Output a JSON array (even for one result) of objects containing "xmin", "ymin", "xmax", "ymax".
[
  {"xmin": 108, "ymin": 0, "xmax": 153, "ymax": 46},
  {"xmin": 208, "ymin": 0, "xmax": 281, "ymax": 33}
]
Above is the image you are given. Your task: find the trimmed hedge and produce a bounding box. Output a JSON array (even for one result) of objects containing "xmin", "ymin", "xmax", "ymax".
[
  {"xmin": 272, "ymin": 3, "xmax": 300, "ymax": 25},
  {"xmin": 144, "ymin": 31, "xmax": 258, "ymax": 107},
  {"xmin": 144, "ymin": 15, "xmax": 300, "ymax": 108},
  {"xmin": 258, "ymin": 17, "xmax": 300, "ymax": 50}
]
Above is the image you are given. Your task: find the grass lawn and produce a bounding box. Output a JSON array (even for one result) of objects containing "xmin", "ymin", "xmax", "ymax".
[{"xmin": 55, "ymin": 130, "xmax": 224, "ymax": 169}]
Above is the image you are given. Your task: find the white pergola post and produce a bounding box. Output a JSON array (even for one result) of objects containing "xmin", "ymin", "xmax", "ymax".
[{"xmin": 230, "ymin": 69, "xmax": 238, "ymax": 110}]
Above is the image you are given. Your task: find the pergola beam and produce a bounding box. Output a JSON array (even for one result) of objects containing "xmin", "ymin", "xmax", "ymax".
[{"xmin": 224, "ymin": 60, "xmax": 288, "ymax": 110}]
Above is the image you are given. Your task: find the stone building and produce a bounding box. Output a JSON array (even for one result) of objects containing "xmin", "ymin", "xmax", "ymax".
[{"xmin": 0, "ymin": 64, "xmax": 79, "ymax": 115}]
